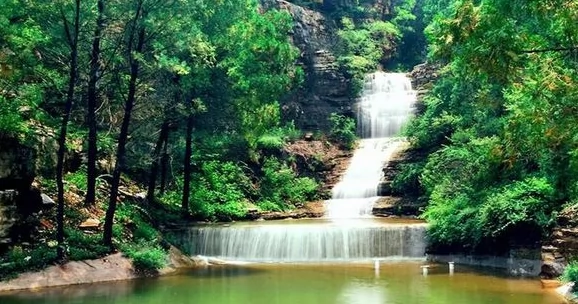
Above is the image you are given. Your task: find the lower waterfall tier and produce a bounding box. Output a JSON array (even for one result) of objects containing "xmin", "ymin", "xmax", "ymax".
[{"xmin": 177, "ymin": 220, "xmax": 427, "ymax": 262}]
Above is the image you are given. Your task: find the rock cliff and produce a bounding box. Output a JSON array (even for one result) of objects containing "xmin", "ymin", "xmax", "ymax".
[
  {"xmin": 0, "ymin": 137, "xmax": 52, "ymax": 251},
  {"xmin": 541, "ymin": 205, "xmax": 578, "ymax": 278},
  {"xmin": 409, "ymin": 62, "xmax": 441, "ymax": 114},
  {"xmin": 261, "ymin": 0, "xmax": 353, "ymax": 131}
]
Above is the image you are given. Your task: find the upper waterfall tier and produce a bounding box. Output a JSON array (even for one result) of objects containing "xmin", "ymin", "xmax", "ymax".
[
  {"xmin": 357, "ymin": 72, "xmax": 416, "ymax": 139},
  {"xmin": 325, "ymin": 72, "xmax": 416, "ymax": 219}
]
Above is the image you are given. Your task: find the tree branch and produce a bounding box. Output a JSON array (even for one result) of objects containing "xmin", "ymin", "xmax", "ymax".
[{"xmin": 518, "ymin": 46, "xmax": 578, "ymax": 54}]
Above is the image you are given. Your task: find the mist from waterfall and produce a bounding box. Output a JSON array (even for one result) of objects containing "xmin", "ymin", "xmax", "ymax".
[{"xmin": 326, "ymin": 72, "xmax": 416, "ymax": 219}]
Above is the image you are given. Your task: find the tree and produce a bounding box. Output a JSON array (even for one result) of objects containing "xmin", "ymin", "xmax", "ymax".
[
  {"xmin": 401, "ymin": 0, "xmax": 578, "ymax": 251},
  {"xmin": 103, "ymin": 0, "xmax": 147, "ymax": 247},
  {"xmin": 56, "ymin": 0, "xmax": 81, "ymax": 261},
  {"xmin": 85, "ymin": 0, "xmax": 106, "ymax": 207}
]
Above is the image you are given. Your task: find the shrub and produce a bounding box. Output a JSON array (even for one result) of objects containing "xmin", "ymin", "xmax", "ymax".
[
  {"xmin": 122, "ymin": 241, "xmax": 167, "ymax": 271},
  {"xmin": 0, "ymin": 96, "xmax": 28, "ymax": 139},
  {"xmin": 476, "ymin": 177, "xmax": 556, "ymax": 239},
  {"xmin": 328, "ymin": 113, "xmax": 357, "ymax": 149},
  {"xmin": 0, "ymin": 244, "xmax": 57, "ymax": 279},
  {"xmin": 259, "ymin": 157, "xmax": 319, "ymax": 210},
  {"xmin": 562, "ymin": 261, "xmax": 578, "ymax": 286},
  {"xmin": 66, "ymin": 228, "xmax": 109, "ymax": 260},
  {"xmin": 257, "ymin": 135, "xmax": 285, "ymax": 150},
  {"xmin": 170, "ymin": 161, "xmax": 252, "ymax": 220},
  {"xmin": 64, "ymin": 166, "xmax": 88, "ymax": 193},
  {"xmin": 391, "ymin": 161, "xmax": 426, "ymax": 195},
  {"xmin": 256, "ymin": 122, "xmax": 302, "ymax": 151}
]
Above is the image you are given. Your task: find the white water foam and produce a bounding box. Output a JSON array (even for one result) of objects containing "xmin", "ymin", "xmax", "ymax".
[{"xmin": 326, "ymin": 72, "xmax": 416, "ymax": 219}]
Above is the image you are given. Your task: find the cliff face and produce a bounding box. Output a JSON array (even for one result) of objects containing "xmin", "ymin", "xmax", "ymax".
[
  {"xmin": 261, "ymin": 0, "xmax": 353, "ymax": 131},
  {"xmin": 0, "ymin": 138, "xmax": 53, "ymax": 250}
]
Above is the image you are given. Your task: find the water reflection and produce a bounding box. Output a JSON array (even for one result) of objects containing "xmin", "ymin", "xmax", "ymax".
[
  {"xmin": 0, "ymin": 263, "xmax": 566, "ymax": 304},
  {"xmin": 337, "ymin": 280, "xmax": 387, "ymax": 304}
]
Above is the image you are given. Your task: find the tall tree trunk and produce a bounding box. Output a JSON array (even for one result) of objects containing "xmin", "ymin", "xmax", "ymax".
[
  {"xmin": 85, "ymin": 0, "xmax": 105, "ymax": 207},
  {"xmin": 159, "ymin": 138, "xmax": 169, "ymax": 195},
  {"xmin": 181, "ymin": 108, "xmax": 194, "ymax": 215},
  {"xmin": 103, "ymin": 2, "xmax": 145, "ymax": 247},
  {"xmin": 56, "ymin": 0, "xmax": 81, "ymax": 262},
  {"xmin": 146, "ymin": 120, "xmax": 169, "ymax": 202}
]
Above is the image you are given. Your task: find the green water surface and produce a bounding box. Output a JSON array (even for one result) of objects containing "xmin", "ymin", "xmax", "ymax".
[{"xmin": 0, "ymin": 262, "xmax": 565, "ymax": 304}]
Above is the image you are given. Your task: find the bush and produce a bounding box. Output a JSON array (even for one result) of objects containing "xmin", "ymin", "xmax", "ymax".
[
  {"xmin": 111, "ymin": 204, "xmax": 168, "ymax": 271},
  {"xmin": 562, "ymin": 261, "xmax": 578, "ymax": 286},
  {"xmin": 259, "ymin": 157, "xmax": 319, "ymax": 210},
  {"xmin": 256, "ymin": 122, "xmax": 302, "ymax": 151},
  {"xmin": 0, "ymin": 96, "xmax": 28, "ymax": 139},
  {"xmin": 476, "ymin": 177, "xmax": 556, "ymax": 239},
  {"xmin": 0, "ymin": 244, "xmax": 57, "ymax": 279},
  {"xmin": 66, "ymin": 228, "xmax": 109, "ymax": 260},
  {"xmin": 122, "ymin": 241, "xmax": 167, "ymax": 271},
  {"xmin": 64, "ymin": 167, "xmax": 88, "ymax": 193},
  {"xmin": 328, "ymin": 113, "xmax": 357, "ymax": 149},
  {"xmin": 257, "ymin": 135, "xmax": 285, "ymax": 150},
  {"xmin": 421, "ymin": 137, "xmax": 506, "ymax": 248},
  {"xmin": 164, "ymin": 161, "xmax": 253, "ymax": 220},
  {"xmin": 391, "ymin": 161, "xmax": 426, "ymax": 195}
]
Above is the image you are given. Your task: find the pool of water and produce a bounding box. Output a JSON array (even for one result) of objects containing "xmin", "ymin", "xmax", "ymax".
[{"xmin": 0, "ymin": 262, "xmax": 565, "ymax": 304}]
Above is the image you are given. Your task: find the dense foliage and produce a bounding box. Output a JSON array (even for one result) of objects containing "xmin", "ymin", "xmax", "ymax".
[
  {"xmin": 398, "ymin": 0, "xmax": 578, "ymax": 252},
  {"xmin": 562, "ymin": 261, "xmax": 578, "ymax": 287},
  {"xmin": 0, "ymin": 0, "xmax": 322, "ymax": 269}
]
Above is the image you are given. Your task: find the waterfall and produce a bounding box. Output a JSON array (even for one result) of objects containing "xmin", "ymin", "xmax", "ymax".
[
  {"xmin": 176, "ymin": 73, "xmax": 423, "ymax": 263},
  {"xmin": 179, "ymin": 221, "xmax": 427, "ymax": 262},
  {"xmin": 326, "ymin": 72, "xmax": 416, "ymax": 219}
]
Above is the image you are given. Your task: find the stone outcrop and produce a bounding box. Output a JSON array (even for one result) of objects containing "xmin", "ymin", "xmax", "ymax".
[
  {"xmin": 541, "ymin": 205, "xmax": 578, "ymax": 278},
  {"xmin": 0, "ymin": 138, "xmax": 36, "ymax": 190},
  {"xmin": 372, "ymin": 141, "xmax": 424, "ymax": 217},
  {"xmin": 0, "ymin": 137, "xmax": 52, "ymax": 251},
  {"xmin": 261, "ymin": 0, "xmax": 353, "ymax": 131},
  {"xmin": 0, "ymin": 190, "xmax": 18, "ymax": 245},
  {"xmin": 409, "ymin": 62, "xmax": 441, "ymax": 114}
]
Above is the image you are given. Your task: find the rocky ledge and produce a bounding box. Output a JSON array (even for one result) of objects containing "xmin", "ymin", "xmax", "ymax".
[
  {"xmin": 0, "ymin": 246, "xmax": 200, "ymax": 292},
  {"xmin": 372, "ymin": 196, "xmax": 424, "ymax": 218}
]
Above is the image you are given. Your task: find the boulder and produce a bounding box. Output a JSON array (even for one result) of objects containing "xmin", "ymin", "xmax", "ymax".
[
  {"xmin": 0, "ymin": 190, "xmax": 18, "ymax": 247},
  {"xmin": 79, "ymin": 218, "xmax": 101, "ymax": 229},
  {"xmin": 0, "ymin": 137, "xmax": 36, "ymax": 190},
  {"xmin": 40, "ymin": 193, "xmax": 56, "ymax": 207}
]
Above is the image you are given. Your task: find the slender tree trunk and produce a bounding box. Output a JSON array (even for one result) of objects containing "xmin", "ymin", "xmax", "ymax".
[
  {"xmin": 56, "ymin": 0, "xmax": 81, "ymax": 262},
  {"xmin": 159, "ymin": 138, "xmax": 169, "ymax": 194},
  {"xmin": 146, "ymin": 120, "xmax": 169, "ymax": 202},
  {"xmin": 181, "ymin": 110, "xmax": 194, "ymax": 215},
  {"xmin": 85, "ymin": 0, "xmax": 105, "ymax": 207},
  {"xmin": 103, "ymin": 3, "xmax": 145, "ymax": 247}
]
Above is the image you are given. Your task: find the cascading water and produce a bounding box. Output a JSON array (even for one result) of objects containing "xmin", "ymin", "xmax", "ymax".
[
  {"xmin": 178, "ymin": 72, "xmax": 424, "ymax": 263},
  {"xmin": 326, "ymin": 72, "xmax": 416, "ymax": 219},
  {"xmin": 175, "ymin": 220, "xmax": 427, "ymax": 262}
]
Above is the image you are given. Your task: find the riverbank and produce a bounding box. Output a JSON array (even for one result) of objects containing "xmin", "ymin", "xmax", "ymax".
[{"xmin": 0, "ymin": 246, "xmax": 198, "ymax": 293}]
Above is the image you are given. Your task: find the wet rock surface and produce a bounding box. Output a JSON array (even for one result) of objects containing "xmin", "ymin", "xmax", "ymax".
[{"xmin": 372, "ymin": 196, "xmax": 424, "ymax": 218}]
